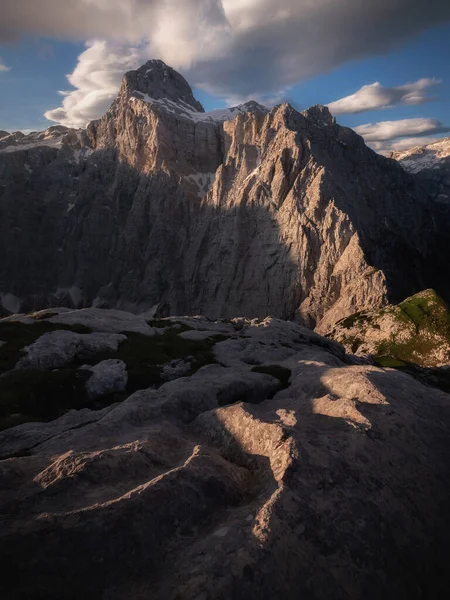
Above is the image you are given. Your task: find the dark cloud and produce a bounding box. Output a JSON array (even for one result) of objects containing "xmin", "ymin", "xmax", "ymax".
[
  {"xmin": 0, "ymin": 0, "xmax": 159, "ymax": 43},
  {"xmin": 6, "ymin": 0, "xmax": 446, "ymax": 127},
  {"xmin": 186, "ymin": 0, "xmax": 450, "ymax": 99}
]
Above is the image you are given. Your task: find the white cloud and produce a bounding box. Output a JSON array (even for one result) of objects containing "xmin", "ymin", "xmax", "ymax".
[
  {"xmin": 353, "ymin": 118, "xmax": 450, "ymax": 155},
  {"xmin": 354, "ymin": 118, "xmax": 450, "ymax": 142},
  {"xmin": 327, "ymin": 79, "xmax": 441, "ymax": 115},
  {"xmin": 0, "ymin": 57, "xmax": 11, "ymax": 72},
  {"xmin": 44, "ymin": 41, "xmax": 150, "ymax": 128},
  {"xmin": 1, "ymin": 0, "xmax": 445, "ymax": 127},
  {"xmin": 150, "ymin": 0, "xmax": 231, "ymax": 68},
  {"xmin": 0, "ymin": 1, "xmax": 231, "ymax": 65}
]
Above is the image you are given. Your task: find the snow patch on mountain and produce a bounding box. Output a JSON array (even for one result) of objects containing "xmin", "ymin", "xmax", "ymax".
[
  {"xmin": 72, "ymin": 148, "xmax": 94, "ymax": 163},
  {"xmin": 0, "ymin": 127, "xmax": 67, "ymax": 153},
  {"xmin": 184, "ymin": 171, "xmax": 217, "ymax": 197},
  {"xmin": 0, "ymin": 126, "xmax": 92, "ymax": 159},
  {"xmin": 130, "ymin": 92, "xmax": 267, "ymax": 123},
  {"xmin": 392, "ymin": 136, "xmax": 450, "ymax": 173}
]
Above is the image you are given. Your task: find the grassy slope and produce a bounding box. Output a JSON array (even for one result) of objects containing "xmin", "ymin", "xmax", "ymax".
[
  {"xmin": 375, "ymin": 290, "xmax": 450, "ymax": 367},
  {"xmin": 331, "ymin": 289, "xmax": 450, "ymax": 394},
  {"xmin": 332, "ymin": 290, "xmax": 450, "ymax": 367}
]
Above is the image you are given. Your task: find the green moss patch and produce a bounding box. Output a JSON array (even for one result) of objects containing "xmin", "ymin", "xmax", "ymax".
[
  {"xmin": 397, "ymin": 290, "xmax": 450, "ymax": 332},
  {"xmin": 375, "ymin": 356, "xmax": 408, "ymax": 368},
  {"xmin": 332, "ymin": 290, "xmax": 450, "ymax": 372},
  {"xmin": 374, "ymin": 290, "xmax": 450, "ymax": 366},
  {"xmin": 334, "ymin": 290, "xmax": 450, "ymax": 393}
]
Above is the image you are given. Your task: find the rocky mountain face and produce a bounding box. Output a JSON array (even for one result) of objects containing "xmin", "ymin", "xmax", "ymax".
[
  {"xmin": 391, "ymin": 138, "xmax": 450, "ymax": 302},
  {"xmin": 1, "ymin": 307, "xmax": 450, "ymax": 599},
  {"xmin": 0, "ymin": 60, "xmax": 447, "ymax": 330},
  {"xmin": 391, "ymin": 136, "xmax": 450, "ymax": 202},
  {"xmin": 0, "ymin": 125, "xmax": 88, "ymax": 155},
  {"xmin": 2, "ymin": 59, "xmax": 450, "ymax": 600}
]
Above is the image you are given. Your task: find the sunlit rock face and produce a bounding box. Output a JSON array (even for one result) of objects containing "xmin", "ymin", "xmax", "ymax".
[{"xmin": 0, "ymin": 60, "xmax": 445, "ymax": 330}]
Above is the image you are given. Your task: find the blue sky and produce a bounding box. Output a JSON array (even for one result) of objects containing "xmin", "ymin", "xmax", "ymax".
[
  {"xmin": 0, "ymin": 2, "xmax": 449, "ymax": 153},
  {"xmin": 287, "ymin": 23, "xmax": 450, "ymax": 129},
  {"xmin": 0, "ymin": 39, "xmax": 85, "ymax": 132}
]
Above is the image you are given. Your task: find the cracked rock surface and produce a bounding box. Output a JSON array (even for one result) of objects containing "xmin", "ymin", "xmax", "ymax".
[{"xmin": 0, "ymin": 309, "xmax": 449, "ymax": 599}]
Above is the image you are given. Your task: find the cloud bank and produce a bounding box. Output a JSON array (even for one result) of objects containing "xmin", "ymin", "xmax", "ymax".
[
  {"xmin": 354, "ymin": 118, "xmax": 450, "ymax": 142},
  {"xmin": 44, "ymin": 41, "xmax": 149, "ymax": 127},
  {"xmin": 2, "ymin": 0, "xmax": 448, "ymax": 128},
  {"xmin": 327, "ymin": 79, "xmax": 441, "ymax": 115},
  {"xmin": 353, "ymin": 118, "xmax": 450, "ymax": 155}
]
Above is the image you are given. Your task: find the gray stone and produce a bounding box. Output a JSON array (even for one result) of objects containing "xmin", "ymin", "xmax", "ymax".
[
  {"xmin": 0, "ymin": 405, "xmax": 116, "ymax": 458},
  {"xmin": 0, "ymin": 312, "xmax": 449, "ymax": 599},
  {"xmin": 80, "ymin": 359, "xmax": 128, "ymax": 399},
  {"xmin": 15, "ymin": 330, "xmax": 126, "ymax": 371},
  {"xmin": 47, "ymin": 308, "xmax": 156, "ymax": 335}
]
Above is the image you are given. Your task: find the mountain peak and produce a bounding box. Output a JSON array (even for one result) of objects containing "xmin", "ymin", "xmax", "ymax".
[
  {"xmin": 301, "ymin": 105, "xmax": 336, "ymax": 127},
  {"xmin": 121, "ymin": 59, "xmax": 204, "ymax": 113}
]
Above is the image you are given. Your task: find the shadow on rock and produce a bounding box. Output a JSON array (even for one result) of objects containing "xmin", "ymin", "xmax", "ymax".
[{"xmin": 1, "ymin": 336, "xmax": 450, "ymax": 600}]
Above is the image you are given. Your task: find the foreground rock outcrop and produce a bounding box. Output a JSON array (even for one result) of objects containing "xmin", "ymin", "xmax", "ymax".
[
  {"xmin": 1, "ymin": 60, "xmax": 447, "ymax": 329},
  {"xmin": 1, "ymin": 308, "xmax": 449, "ymax": 599}
]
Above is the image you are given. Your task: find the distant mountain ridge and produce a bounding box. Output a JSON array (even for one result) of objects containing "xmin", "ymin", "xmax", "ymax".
[
  {"xmin": 391, "ymin": 136, "xmax": 450, "ymax": 208},
  {"xmin": 0, "ymin": 60, "xmax": 448, "ymax": 330},
  {"xmin": 390, "ymin": 136, "xmax": 450, "ymax": 174},
  {"xmin": 0, "ymin": 125, "xmax": 87, "ymax": 154}
]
